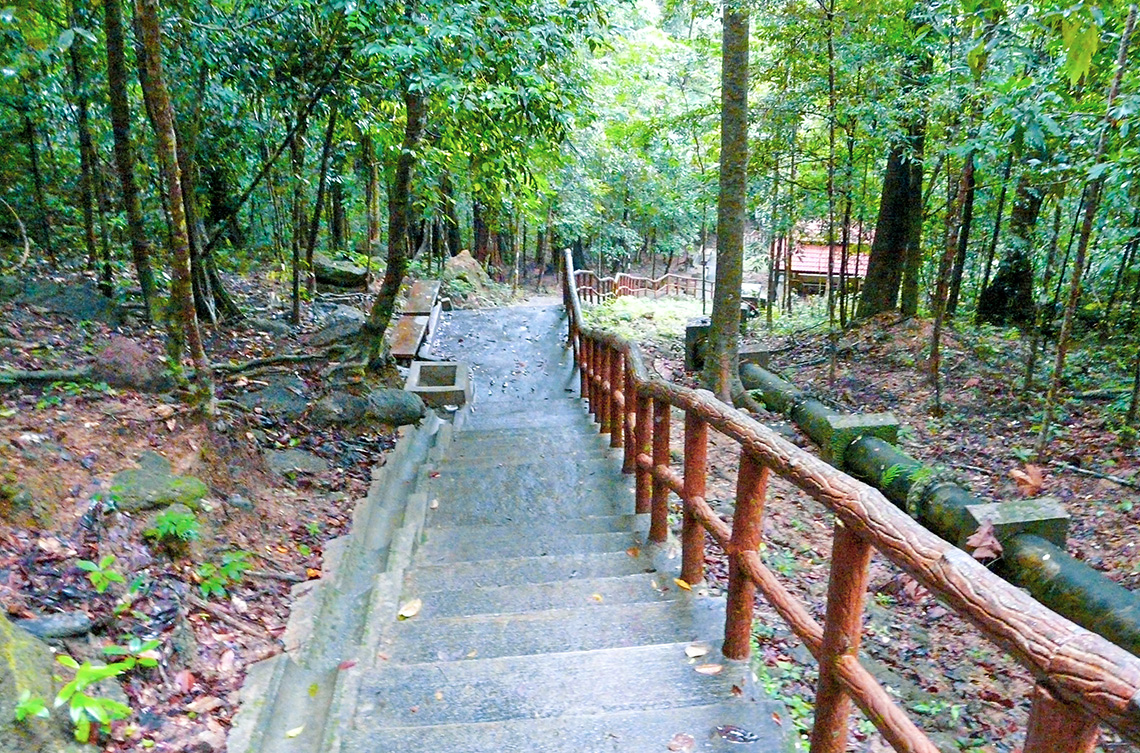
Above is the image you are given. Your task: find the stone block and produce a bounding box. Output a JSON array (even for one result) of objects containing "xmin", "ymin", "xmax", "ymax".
[
  {"xmin": 961, "ymin": 497, "xmax": 1070, "ymax": 549},
  {"xmin": 738, "ymin": 345, "xmax": 770, "ymax": 368},
  {"xmin": 684, "ymin": 317, "xmax": 711, "ymax": 372},
  {"xmin": 406, "ymin": 361, "xmax": 471, "ymax": 409},
  {"xmin": 821, "ymin": 413, "xmax": 898, "ymax": 467}
]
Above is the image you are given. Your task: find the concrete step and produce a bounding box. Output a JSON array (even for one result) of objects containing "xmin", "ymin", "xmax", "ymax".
[
  {"xmin": 414, "ymin": 528, "xmax": 638, "ymax": 565},
  {"xmin": 462, "ymin": 400, "xmax": 589, "ymax": 432},
  {"xmin": 340, "ymin": 701, "xmax": 789, "ymax": 753},
  {"xmin": 446, "ymin": 427, "xmax": 608, "ymax": 462},
  {"xmin": 409, "ymin": 572, "xmax": 681, "ymax": 620},
  {"xmin": 387, "ymin": 595, "xmax": 726, "ymax": 663},
  {"xmin": 403, "ymin": 550, "xmax": 651, "ymax": 593},
  {"xmin": 352, "ymin": 642, "xmax": 759, "ymax": 728}
]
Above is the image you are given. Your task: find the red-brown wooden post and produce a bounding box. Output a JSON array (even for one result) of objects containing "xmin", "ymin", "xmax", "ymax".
[
  {"xmin": 723, "ymin": 451, "xmax": 769, "ymax": 660},
  {"xmin": 584, "ymin": 337, "xmax": 596, "ymax": 418},
  {"xmin": 577, "ymin": 331, "xmax": 587, "ymax": 401},
  {"xmin": 681, "ymin": 410, "xmax": 707, "ymax": 586},
  {"xmin": 635, "ymin": 387, "xmax": 651, "ymax": 513},
  {"xmin": 809, "ymin": 522, "xmax": 873, "ymax": 753},
  {"xmin": 598, "ymin": 344, "xmax": 612, "ymax": 435},
  {"xmin": 1023, "ymin": 684, "xmax": 1099, "ymax": 753},
  {"xmin": 622, "ymin": 360, "xmax": 636, "ymax": 474},
  {"xmin": 609, "ymin": 349, "xmax": 623, "ymax": 449},
  {"xmin": 650, "ymin": 399, "xmax": 671, "ymax": 543}
]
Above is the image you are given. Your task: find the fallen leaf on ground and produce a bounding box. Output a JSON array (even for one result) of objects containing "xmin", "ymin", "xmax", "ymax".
[
  {"xmin": 1009, "ymin": 464, "xmax": 1044, "ymax": 496},
  {"xmin": 965, "ymin": 522, "xmax": 1003, "ymax": 560},
  {"xmin": 673, "ymin": 578, "xmax": 691, "ymax": 591},
  {"xmin": 667, "ymin": 732, "xmax": 696, "ymax": 752},
  {"xmin": 626, "ymin": 546, "xmax": 640, "ymax": 557},
  {"xmin": 715, "ymin": 724, "xmax": 759, "ymax": 743},
  {"xmin": 174, "ymin": 670, "xmax": 195, "ymax": 694},
  {"xmin": 285, "ymin": 726, "xmax": 304, "ymax": 739},
  {"xmin": 338, "ymin": 660, "xmax": 357, "ymax": 670},
  {"xmin": 185, "ymin": 696, "xmax": 223, "ymax": 714},
  {"xmin": 694, "ymin": 663, "xmax": 723, "ymax": 675},
  {"xmin": 684, "ymin": 643, "xmax": 710, "ymax": 658},
  {"xmin": 397, "ymin": 598, "xmax": 422, "ymax": 619}
]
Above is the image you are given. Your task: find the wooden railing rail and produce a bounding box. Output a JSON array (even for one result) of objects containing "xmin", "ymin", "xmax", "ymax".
[
  {"xmin": 562, "ymin": 249, "xmax": 1140, "ymax": 753},
  {"xmin": 572, "ymin": 269, "xmax": 712, "ymax": 304}
]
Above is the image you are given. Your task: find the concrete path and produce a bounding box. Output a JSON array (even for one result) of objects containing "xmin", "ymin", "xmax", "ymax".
[{"xmin": 230, "ymin": 304, "xmax": 787, "ymax": 753}]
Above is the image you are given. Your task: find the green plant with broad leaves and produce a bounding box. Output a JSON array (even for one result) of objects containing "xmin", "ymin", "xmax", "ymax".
[
  {"xmin": 145, "ymin": 508, "xmax": 200, "ymax": 544},
  {"xmin": 14, "ymin": 690, "xmax": 49, "ymax": 721},
  {"xmin": 76, "ymin": 555, "xmax": 125, "ymax": 594},
  {"xmin": 54, "ymin": 655, "xmax": 133, "ymax": 743},
  {"xmin": 102, "ymin": 636, "xmax": 162, "ymax": 670},
  {"xmin": 197, "ymin": 550, "xmax": 252, "ymax": 598}
]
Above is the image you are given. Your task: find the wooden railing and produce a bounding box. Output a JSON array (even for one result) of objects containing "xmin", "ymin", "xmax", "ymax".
[
  {"xmin": 572, "ymin": 269, "xmax": 712, "ymax": 304},
  {"xmin": 562, "ymin": 249, "xmax": 1140, "ymax": 753}
]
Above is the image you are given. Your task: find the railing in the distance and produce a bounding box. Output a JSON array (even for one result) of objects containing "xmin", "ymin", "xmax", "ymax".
[
  {"xmin": 572, "ymin": 269, "xmax": 712, "ymax": 304},
  {"xmin": 562, "ymin": 248, "xmax": 1140, "ymax": 753}
]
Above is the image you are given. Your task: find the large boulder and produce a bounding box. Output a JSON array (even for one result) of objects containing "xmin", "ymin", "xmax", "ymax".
[
  {"xmin": 442, "ymin": 250, "xmax": 492, "ymax": 301},
  {"xmin": 109, "ymin": 451, "xmax": 208, "ymax": 513},
  {"xmin": 313, "ymin": 254, "xmax": 367, "ymax": 288},
  {"xmin": 234, "ymin": 375, "xmax": 310, "ymax": 420},
  {"xmin": 264, "ymin": 449, "xmax": 329, "ymax": 475},
  {"xmin": 309, "ymin": 389, "xmax": 424, "ymax": 428},
  {"xmin": 0, "ymin": 612, "xmax": 83, "ymax": 753},
  {"xmin": 307, "ymin": 305, "xmax": 365, "ymax": 347},
  {"xmin": 21, "ymin": 281, "xmax": 122, "ymax": 325},
  {"xmin": 89, "ymin": 337, "xmax": 174, "ymax": 393}
]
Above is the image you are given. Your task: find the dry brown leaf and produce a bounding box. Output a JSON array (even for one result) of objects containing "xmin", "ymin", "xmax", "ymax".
[
  {"xmin": 626, "ymin": 546, "xmax": 640, "ymax": 558},
  {"xmin": 1010, "ymin": 464, "xmax": 1044, "ymax": 496},
  {"xmin": 694, "ymin": 663, "xmax": 723, "ymax": 675},
  {"xmin": 397, "ymin": 598, "xmax": 422, "ymax": 620},
  {"xmin": 667, "ymin": 732, "xmax": 696, "ymax": 752},
  {"xmin": 185, "ymin": 696, "xmax": 224, "ymax": 714},
  {"xmin": 965, "ymin": 522, "xmax": 1003, "ymax": 560},
  {"xmin": 673, "ymin": 578, "xmax": 692, "ymax": 591},
  {"xmin": 174, "ymin": 669, "xmax": 195, "ymax": 694},
  {"xmin": 684, "ymin": 643, "xmax": 710, "ymax": 659}
]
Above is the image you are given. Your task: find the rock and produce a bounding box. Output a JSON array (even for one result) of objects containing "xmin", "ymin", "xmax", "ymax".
[
  {"xmin": 248, "ymin": 317, "xmax": 293, "ymax": 337},
  {"xmin": 0, "ymin": 276, "xmax": 20, "ymax": 302},
  {"xmin": 109, "ymin": 451, "xmax": 208, "ymax": 513},
  {"xmin": 307, "ymin": 305, "xmax": 365, "ymax": 348},
  {"xmin": 21, "ymin": 281, "xmax": 122, "ymax": 325},
  {"xmin": 313, "ymin": 254, "xmax": 367, "ymax": 288},
  {"xmin": 265, "ymin": 449, "xmax": 329, "ymax": 475},
  {"xmin": 365, "ymin": 389, "xmax": 425, "ymax": 426},
  {"xmin": 442, "ymin": 250, "xmax": 492, "ymax": 300},
  {"xmin": 0, "ymin": 612, "xmax": 83, "ymax": 752},
  {"xmin": 308, "ymin": 389, "xmax": 424, "ymax": 428},
  {"xmin": 89, "ymin": 337, "xmax": 174, "ymax": 393},
  {"xmin": 235, "ymin": 375, "xmax": 310, "ymax": 420},
  {"xmin": 12, "ymin": 613, "xmax": 92, "ymax": 640},
  {"xmin": 226, "ymin": 493, "xmax": 254, "ymax": 512}
]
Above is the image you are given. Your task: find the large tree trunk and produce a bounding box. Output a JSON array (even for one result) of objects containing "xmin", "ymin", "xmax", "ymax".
[
  {"xmin": 977, "ymin": 175, "xmax": 1042, "ymax": 327},
  {"xmin": 702, "ymin": 6, "xmax": 748, "ymax": 404},
  {"xmin": 898, "ymin": 124, "xmax": 926, "ymax": 317},
  {"xmin": 473, "ymin": 201, "xmax": 490, "ymax": 262},
  {"xmin": 365, "ymin": 82, "xmax": 425, "ymax": 367},
  {"xmin": 857, "ymin": 136, "xmax": 922, "ymax": 318},
  {"xmin": 104, "ymin": 0, "xmax": 157, "ymax": 318},
  {"xmin": 134, "ymin": 0, "xmax": 212, "ymax": 401}
]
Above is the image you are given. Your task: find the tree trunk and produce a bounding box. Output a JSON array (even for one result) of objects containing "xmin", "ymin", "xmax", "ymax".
[
  {"xmin": 440, "ymin": 171, "xmax": 461, "ymax": 256},
  {"xmin": 365, "ymin": 79, "xmax": 426, "ymax": 367},
  {"xmin": 330, "ymin": 165, "xmax": 346, "ymax": 253},
  {"xmin": 67, "ymin": 2, "xmax": 99, "ymax": 277},
  {"xmin": 473, "ymin": 201, "xmax": 490, "ymax": 262},
  {"xmin": 22, "ymin": 109, "xmax": 55, "ymax": 268},
  {"xmin": 306, "ymin": 101, "xmax": 339, "ymax": 293},
  {"xmin": 1023, "ymin": 196, "xmax": 1064, "ymax": 396},
  {"xmin": 1037, "ymin": 5, "xmax": 1136, "ymax": 455},
  {"xmin": 289, "ymin": 108, "xmax": 307, "ymax": 326},
  {"xmin": 134, "ymin": 0, "xmax": 212, "ymax": 401},
  {"xmin": 946, "ymin": 150, "xmax": 976, "ymax": 316},
  {"xmin": 899, "ymin": 123, "xmax": 926, "ymax": 317},
  {"xmin": 702, "ymin": 6, "xmax": 748, "ymax": 404},
  {"xmin": 977, "ymin": 174, "xmax": 1042, "ymax": 327},
  {"xmin": 858, "ymin": 137, "xmax": 922, "ymax": 318},
  {"xmin": 979, "ymin": 152, "xmax": 1013, "ymax": 297},
  {"xmin": 105, "ymin": 0, "xmax": 157, "ymax": 318},
  {"xmin": 931, "ymin": 159, "xmax": 970, "ymax": 414}
]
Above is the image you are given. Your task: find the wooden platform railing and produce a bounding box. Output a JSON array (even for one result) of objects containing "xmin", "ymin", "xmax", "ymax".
[
  {"xmin": 562, "ymin": 249, "xmax": 1140, "ymax": 753},
  {"xmin": 572, "ymin": 269, "xmax": 712, "ymax": 304}
]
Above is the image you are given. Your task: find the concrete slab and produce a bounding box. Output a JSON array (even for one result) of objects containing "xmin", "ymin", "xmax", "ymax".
[{"xmin": 404, "ymin": 550, "xmax": 652, "ymax": 593}]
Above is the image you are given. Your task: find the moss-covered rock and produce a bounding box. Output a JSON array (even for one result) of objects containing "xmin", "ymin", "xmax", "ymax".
[
  {"xmin": 0, "ymin": 613, "xmax": 82, "ymax": 753},
  {"xmin": 109, "ymin": 452, "xmax": 208, "ymax": 512}
]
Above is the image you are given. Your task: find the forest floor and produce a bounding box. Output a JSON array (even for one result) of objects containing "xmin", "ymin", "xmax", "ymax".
[
  {"xmin": 0, "ymin": 263, "xmax": 520, "ymax": 752},
  {"xmin": 598, "ymin": 293, "xmax": 1139, "ymax": 753}
]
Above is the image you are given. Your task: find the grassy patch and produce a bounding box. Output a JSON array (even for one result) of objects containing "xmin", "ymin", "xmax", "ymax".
[{"xmin": 581, "ymin": 296, "xmax": 705, "ymax": 344}]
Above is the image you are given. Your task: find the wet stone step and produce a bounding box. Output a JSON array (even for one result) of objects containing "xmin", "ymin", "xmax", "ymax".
[
  {"xmin": 387, "ymin": 596, "xmax": 726, "ymax": 663},
  {"xmin": 408, "ymin": 572, "xmax": 681, "ymax": 620},
  {"xmin": 413, "ymin": 529, "xmax": 638, "ymax": 565},
  {"xmin": 341, "ymin": 701, "xmax": 788, "ymax": 753},
  {"xmin": 352, "ymin": 642, "xmax": 758, "ymax": 728},
  {"xmin": 403, "ymin": 550, "xmax": 652, "ymax": 594}
]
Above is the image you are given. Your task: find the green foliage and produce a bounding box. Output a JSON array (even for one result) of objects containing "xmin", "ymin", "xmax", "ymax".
[
  {"xmin": 145, "ymin": 508, "xmax": 200, "ymax": 544},
  {"xmin": 14, "ymin": 690, "xmax": 49, "ymax": 722},
  {"xmin": 76, "ymin": 555, "xmax": 126, "ymax": 594},
  {"xmin": 102, "ymin": 636, "xmax": 162, "ymax": 670},
  {"xmin": 54, "ymin": 655, "xmax": 133, "ymax": 743},
  {"xmin": 196, "ymin": 550, "xmax": 252, "ymax": 599}
]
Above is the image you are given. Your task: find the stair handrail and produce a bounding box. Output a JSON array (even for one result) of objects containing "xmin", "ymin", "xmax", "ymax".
[
  {"xmin": 571, "ymin": 268, "xmax": 711, "ymax": 304},
  {"xmin": 562, "ymin": 248, "xmax": 1140, "ymax": 753}
]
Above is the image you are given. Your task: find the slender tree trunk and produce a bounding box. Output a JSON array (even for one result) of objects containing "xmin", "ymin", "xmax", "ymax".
[
  {"xmin": 22, "ymin": 108, "xmax": 55, "ymax": 268},
  {"xmin": 1037, "ymin": 5, "xmax": 1137, "ymax": 455},
  {"xmin": 289, "ymin": 108, "xmax": 307, "ymax": 325},
  {"xmin": 105, "ymin": 0, "xmax": 157, "ymax": 317},
  {"xmin": 979, "ymin": 152, "xmax": 1013, "ymax": 297},
  {"xmin": 1023, "ymin": 196, "xmax": 1064, "ymax": 396},
  {"xmin": 931, "ymin": 159, "xmax": 970, "ymax": 414},
  {"xmin": 365, "ymin": 79, "xmax": 426, "ymax": 367},
  {"xmin": 67, "ymin": 1, "xmax": 99, "ymax": 276},
  {"xmin": 306, "ymin": 101, "xmax": 339, "ymax": 293},
  {"xmin": 440, "ymin": 171, "xmax": 461, "ymax": 256},
  {"xmin": 946, "ymin": 150, "xmax": 976, "ymax": 315},
  {"xmin": 362, "ymin": 133, "xmax": 378, "ymax": 249},
  {"xmin": 703, "ymin": 6, "xmax": 748, "ymax": 404},
  {"xmin": 134, "ymin": 0, "xmax": 212, "ymax": 402}
]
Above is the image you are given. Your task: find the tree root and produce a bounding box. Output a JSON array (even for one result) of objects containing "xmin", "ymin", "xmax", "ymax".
[
  {"xmin": 0, "ymin": 367, "xmax": 91, "ymax": 384},
  {"xmin": 212, "ymin": 352, "xmax": 330, "ymax": 374}
]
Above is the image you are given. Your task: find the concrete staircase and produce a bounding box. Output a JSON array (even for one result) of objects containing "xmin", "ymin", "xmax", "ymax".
[{"xmin": 229, "ymin": 304, "xmax": 788, "ymax": 753}]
